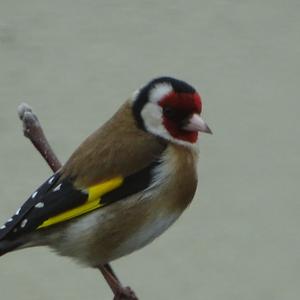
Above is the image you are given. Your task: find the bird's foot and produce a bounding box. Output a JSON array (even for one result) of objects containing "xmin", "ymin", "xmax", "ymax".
[{"xmin": 114, "ymin": 286, "xmax": 138, "ymax": 300}]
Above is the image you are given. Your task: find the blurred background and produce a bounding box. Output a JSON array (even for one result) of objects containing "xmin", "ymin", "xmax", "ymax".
[{"xmin": 0, "ymin": 1, "xmax": 299, "ymax": 299}]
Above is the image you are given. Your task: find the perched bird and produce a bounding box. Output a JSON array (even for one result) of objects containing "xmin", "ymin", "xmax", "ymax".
[{"xmin": 0, "ymin": 76, "xmax": 211, "ymax": 267}]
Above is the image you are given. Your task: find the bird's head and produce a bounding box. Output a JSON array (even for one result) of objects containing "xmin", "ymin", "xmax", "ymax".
[{"xmin": 132, "ymin": 77, "xmax": 212, "ymax": 146}]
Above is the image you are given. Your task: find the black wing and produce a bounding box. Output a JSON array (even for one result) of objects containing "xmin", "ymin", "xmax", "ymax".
[
  {"xmin": 0, "ymin": 161, "xmax": 160, "ymax": 240},
  {"xmin": 0, "ymin": 173, "xmax": 87, "ymax": 240}
]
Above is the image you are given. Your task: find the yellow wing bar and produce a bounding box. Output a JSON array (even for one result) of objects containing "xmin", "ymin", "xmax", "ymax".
[{"xmin": 38, "ymin": 177, "xmax": 124, "ymax": 229}]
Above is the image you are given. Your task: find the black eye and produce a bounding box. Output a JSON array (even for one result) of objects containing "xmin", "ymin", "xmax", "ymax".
[
  {"xmin": 163, "ymin": 106, "xmax": 178, "ymax": 119},
  {"xmin": 162, "ymin": 106, "xmax": 191, "ymax": 126}
]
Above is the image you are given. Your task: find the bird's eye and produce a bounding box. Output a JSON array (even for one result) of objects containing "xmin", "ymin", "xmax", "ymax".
[
  {"xmin": 163, "ymin": 106, "xmax": 177, "ymax": 119},
  {"xmin": 162, "ymin": 106, "xmax": 191, "ymax": 125}
]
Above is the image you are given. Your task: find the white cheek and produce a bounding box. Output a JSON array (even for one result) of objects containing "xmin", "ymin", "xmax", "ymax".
[
  {"xmin": 141, "ymin": 102, "xmax": 199, "ymax": 149},
  {"xmin": 149, "ymin": 83, "xmax": 173, "ymax": 103},
  {"xmin": 140, "ymin": 103, "xmax": 174, "ymax": 141}
]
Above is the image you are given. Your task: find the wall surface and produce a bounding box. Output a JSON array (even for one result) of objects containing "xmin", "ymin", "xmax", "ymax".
[{"xmin": 0, "ymin": 1, "xmax": 299, "ymax": 299}]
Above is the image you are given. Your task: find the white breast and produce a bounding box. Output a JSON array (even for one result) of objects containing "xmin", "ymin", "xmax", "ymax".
[
  {"xmin": 113, "ymin": 151, "xmax": 181, "ymax": 257},
  {"xmin": 114, "ymin": 212, "xmax": 180, "ymax": 257},
  {"xmin": 52, "ymin": 145, "xmax": 197, "ymax": 266}
]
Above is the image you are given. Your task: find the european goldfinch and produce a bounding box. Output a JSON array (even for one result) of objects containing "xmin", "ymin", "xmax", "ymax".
[{"xmin": 0, "ymin": 77, "xmax": 211, "ymax": 267}]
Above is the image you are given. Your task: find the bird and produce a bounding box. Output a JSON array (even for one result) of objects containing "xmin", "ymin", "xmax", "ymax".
[{"xmin": 0, "ymin": 76, "xmax": 211, "ymax": 267}]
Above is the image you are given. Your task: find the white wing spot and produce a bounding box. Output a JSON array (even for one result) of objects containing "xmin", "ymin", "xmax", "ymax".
[
  {"xmin": 35, "ymin": 202, "xmax": 44, "ymax": 208},
  {"xmin": 15, "ymin": 208, "xmax": 21, "ymax": 215},
  {"xmin": 0, "ymin": 225, "xmax": 6, "ymax": 230},
  {"xmin": 48, "ymin": 176, "xmax": 55, "ymax": 184},
  {"xmin": 21, "ymin": 219, "xmax": 28, "ymax": 228},
  {"xmin": 32, "ymin": 191, "xmax": 38, "ymax": 198},
  {"xmin": 82, "ymin": 189, "xmax": 88, "ymax": 195},
  {"xmin": 7, "ymin": 218, "xmax": 13, "ymax": 223},
  {"xmin": 53, "ymin": 183, "xmax": 62, "ymax": 192}
]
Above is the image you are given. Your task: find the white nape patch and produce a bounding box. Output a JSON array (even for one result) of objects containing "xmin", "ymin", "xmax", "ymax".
[
  {"xmin": 48, "ymin": 176, "xmax": 55, "ymax": 184},
  {"xmin": 21, "ymin": 219, "xmax": 28, "ymax": 228},
  {"xmin": 149, "ymin": 83, "xmax": 173, "ymax": 103},
  {"xmin": 32, "ymin": 191, "xmax": 38, "ymax": 198},
  {"xmin": 53, "ymin": 183, "xmax": 62, "ymax": 192},
  {"xmin": 35, "ymin": 202, "xmax": 44, "ymax": 208},
  {"xmin": 15, "ymin": 208, "xmax": 21, "ymax": 215},
  {"xmin": 0, "ymin": 225, "xmax": 6, "ymax": 230},
  {"xmin": 131, "ymin": 89, "xmax": 140, "ymax": 102}
]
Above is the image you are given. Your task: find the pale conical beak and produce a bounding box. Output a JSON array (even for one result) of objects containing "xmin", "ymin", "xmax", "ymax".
[{"xmin": 183, "ymin": 114, "xmax": 212, "ymax": 134}]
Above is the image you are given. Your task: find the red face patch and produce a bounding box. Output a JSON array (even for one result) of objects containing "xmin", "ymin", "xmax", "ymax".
[
  {"xmin": 159, "ymin": 92, "xmax": 202, "ymax": 143},
  {"xmin": 159, "ymin": 92, "xmax": 202, "ymax": 114}
]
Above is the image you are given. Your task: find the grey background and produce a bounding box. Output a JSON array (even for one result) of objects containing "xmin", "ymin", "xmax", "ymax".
[{"xmin": 0, "ymin": 1, "xmax": 299, "ymax": 299}]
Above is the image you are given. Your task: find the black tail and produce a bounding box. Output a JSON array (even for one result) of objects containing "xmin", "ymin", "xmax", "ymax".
[{"xmin": 0, "ymin": 239, "xmax": 24, "ymax": 256}]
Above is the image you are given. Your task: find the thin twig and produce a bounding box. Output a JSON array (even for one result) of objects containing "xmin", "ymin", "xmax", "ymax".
[
  {"xmin": 17, "ymin": 103, "xmax": 138, "ymax": 300},
  {"xmin": 17, "ymin": 103, "xmax": 61, "ymax": 172}
]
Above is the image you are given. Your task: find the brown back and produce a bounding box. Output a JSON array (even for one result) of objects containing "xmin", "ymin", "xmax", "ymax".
[{"xmin": 62, "ymin": 101, "xmax": 166, "ymax": 188}]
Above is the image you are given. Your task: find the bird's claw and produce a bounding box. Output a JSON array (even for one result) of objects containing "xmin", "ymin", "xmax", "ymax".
[{"xmin": 113, "ymin": 286, "xmax": 138, "ymax": 300}]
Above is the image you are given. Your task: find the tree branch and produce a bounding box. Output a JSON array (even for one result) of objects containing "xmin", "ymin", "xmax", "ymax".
[{"xmin": 17, "ymin": 103, "xmax": 138, "ymax": 300}]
